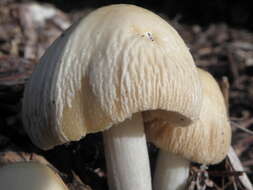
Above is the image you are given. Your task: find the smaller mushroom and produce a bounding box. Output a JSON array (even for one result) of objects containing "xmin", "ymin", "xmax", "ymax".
[
  {"xmin": 144, "ymin": 68, "xmax": 231, "ymax": 190},
  {"xmin": 0, "ymin": 162, "xmax": 69, "ymax": 190}
]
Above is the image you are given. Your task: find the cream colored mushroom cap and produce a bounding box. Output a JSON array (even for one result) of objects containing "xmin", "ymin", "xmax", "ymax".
[
  {"xmin": 0, "ymin": 162, "xmax": 69, "ymax": 190},
  {"xmin": 22, "ymin": 4, "xmax": 202, "ymax": 150},
  {"xmin": 145, "ymin": 69, "xmax": 231, "ymax": 164}
]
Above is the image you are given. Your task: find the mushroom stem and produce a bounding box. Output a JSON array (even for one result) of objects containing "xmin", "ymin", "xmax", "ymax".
[
  {"xmin": 103, "ymin": 113, "xmax": 152, "ymax": 190},
  {"xmin": 153, "ymin": 150, "xmax": 190, "ymax": 190}
]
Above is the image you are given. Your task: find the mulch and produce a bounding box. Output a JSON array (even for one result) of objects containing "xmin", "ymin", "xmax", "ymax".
[{"xmin": 0, "ymin": 1, "xmax": 252, "ymax": 190}]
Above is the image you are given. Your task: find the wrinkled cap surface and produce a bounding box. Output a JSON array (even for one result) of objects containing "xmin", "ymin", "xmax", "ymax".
[
  {"xmin": 22, "ymin": 4, "xmax": 202, "ymax": 150},
  {"xmin": 145, "ymin": 69, "xmax": 231, "ymax": 164},
  {"xmin": 0, "ymin": 162, "xmax": 69, "ymax": 190}
]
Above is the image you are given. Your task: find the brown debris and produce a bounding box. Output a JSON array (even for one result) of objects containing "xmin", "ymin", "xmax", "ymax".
[
  {"xmin": 0, "ymin": 2, "xmax": 70, "ymax": 60},
  {"xmin": 0, "ymin": 56, "xmax": 35, "ymax": 86},
  {"xmin": 67, "ymin": 172, "xmax": 93, "ymax": 190},
  {"xmin": 0, "ymin": 151, "xmax": 50, "ymax": 166}
]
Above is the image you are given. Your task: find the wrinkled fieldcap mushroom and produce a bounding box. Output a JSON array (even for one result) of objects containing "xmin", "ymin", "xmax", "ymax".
[
  {"xmin": 145, "ymin": 68, "xmax": 231, "ymax": 190},
  {"xmin": 22, "ymin": 4, "xmax": 202, "ymax": 149},
  {"xmin": 0, "ymin": 162, "xmax": 69, "ymax": 190},
  {"xmin": 22, "ymin": 4, "xmax": 203, "ymax": 190}
]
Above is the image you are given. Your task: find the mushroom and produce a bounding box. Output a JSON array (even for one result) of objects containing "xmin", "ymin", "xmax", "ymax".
[
  {"xmin": 22, "ymin": 4, "xmax": 203, "ymax": 190},
  {"xmin": 0, "ymin": 162, "xmax": 69, "ymax": 190},
  {"xmin": 144, "ymin": 68, "xmax": 231, "ymax": 190}
]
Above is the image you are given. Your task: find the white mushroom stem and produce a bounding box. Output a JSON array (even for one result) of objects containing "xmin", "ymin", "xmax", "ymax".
[
  {"xmin": 103, "ymin": 113, "xmax": 152, "ymax": 190},
  {"xmin": 153, "ymin": 150, "xmax": 190, "ymax": 190}
]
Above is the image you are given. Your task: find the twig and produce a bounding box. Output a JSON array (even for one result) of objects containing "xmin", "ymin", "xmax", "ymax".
[
  {"xmin": 230, "ymin": 121, "xmax": 253, "ymax": 135},
  {"xmin": 227, "ymin": 147, "xmax": 253, "ymax": 190},
  {"xmin": 220, "ymin": 76, "xmax": 253, "ymax": 190},
  {"xmin": 220, "ymin": 76, "xmax": 229, "ymax": 113},
  {"xmin": 208, "ymin": 170, "xmax": 244, "ymax": 177}
]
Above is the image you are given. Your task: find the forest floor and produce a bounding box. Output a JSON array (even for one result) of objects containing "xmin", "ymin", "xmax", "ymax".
[{"xmin": 0, "ymin": 1, "xmax": 253, "ymax": 190}]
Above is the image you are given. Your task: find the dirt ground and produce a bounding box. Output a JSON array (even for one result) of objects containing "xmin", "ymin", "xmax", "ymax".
[{"xmin": 0, "ymin": 1, "xmax": 252, "ymax": 190}]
